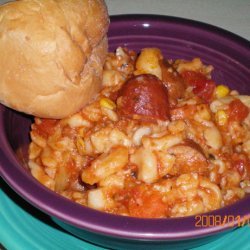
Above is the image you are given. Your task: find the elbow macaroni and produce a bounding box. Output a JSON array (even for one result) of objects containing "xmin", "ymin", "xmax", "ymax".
[{"xmin": 28, "ymin": 47, "xmax": 250, "ymax": 218}]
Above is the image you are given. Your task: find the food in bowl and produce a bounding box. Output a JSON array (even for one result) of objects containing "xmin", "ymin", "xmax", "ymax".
[{"xmin": 27, "ymin": 47, "xmax": 250, "ymax": 218}]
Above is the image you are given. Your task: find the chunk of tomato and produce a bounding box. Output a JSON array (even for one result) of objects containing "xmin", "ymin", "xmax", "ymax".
[
  {"xmin": 34, "ymin": 118, "xmax": 59, "ymax": 138},
  {"xmin": 228, "ymin": 99, "xmax": 249, "ymax": 122},
  {"xmin": 231, "ymin": 153, "xmax": 250, "ymax": 178},
  {"xmin": 127, "ymin": 185, "xmax": 166, "ymax": 218},
  {"xmin": 181, "ymin": 71, "xmax": 216, "ymax": 102}
]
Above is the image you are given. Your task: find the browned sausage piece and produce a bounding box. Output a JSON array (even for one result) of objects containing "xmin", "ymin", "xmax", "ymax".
[
  {"xmin": 117, "ymin": 74, "xmax": 170, "ymax": 122},
  {"xmin": 167, "ymin": 140, "xmax": 208, "ymax": 175},
  {"xmin": 161, "ymin": 61, "xmax": 186, "ymax": 107}
]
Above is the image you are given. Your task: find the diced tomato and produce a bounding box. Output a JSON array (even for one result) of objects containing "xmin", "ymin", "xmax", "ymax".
[
  {"xmin": 181, "ymin": 71, "xmax": 216, "ymax": 102},
  {"xmin": 228, "ymin": 99, "xmax": 249, "ymax": 122},
  {"xmin": 127, "ymin": 185, "xmax": 166, "ymax": 218},
  {"xmin": 231, "ymin": 153, "xmax": 250, "ymax": 177},
  {"xmin": 34, "ymin": 118, "xmax": 59, "ymax": 138}
]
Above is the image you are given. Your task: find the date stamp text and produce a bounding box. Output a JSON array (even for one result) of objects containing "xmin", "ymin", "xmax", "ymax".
[{"xmin": 195, "ymin": 215, "xmax": 250, "ymax": 227}]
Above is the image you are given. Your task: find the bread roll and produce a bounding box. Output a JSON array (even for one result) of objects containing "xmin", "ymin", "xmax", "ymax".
[{"xmin": 0, "ymin": 0, "xmax": 109, "ymax": 118}]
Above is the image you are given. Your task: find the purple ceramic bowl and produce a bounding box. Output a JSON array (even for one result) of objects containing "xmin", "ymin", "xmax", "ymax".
[{"xmin": 0, "ymin": 15, "xmax": 250, "ymax": 249}]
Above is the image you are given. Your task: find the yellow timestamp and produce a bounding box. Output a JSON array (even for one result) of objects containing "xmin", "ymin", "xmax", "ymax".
[{"xmin": 195, "ymin": 215, "xmax": 250, "ymax": 228}]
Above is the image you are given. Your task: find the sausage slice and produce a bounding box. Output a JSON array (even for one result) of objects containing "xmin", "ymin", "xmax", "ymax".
[
  {"xmin": 117, "ymin": 74, "xmax": 170, "ymax": 122},
  {"xmin": 161, "ymin": 61, "xmax": 186, "ymax": 107},
  {"xmin": 167, "ymin": 140, "xmax": 208, "ymax": 175}
]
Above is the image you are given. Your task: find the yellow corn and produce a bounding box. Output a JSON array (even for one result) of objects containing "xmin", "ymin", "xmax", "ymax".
[
  {"xmin": 215, "ymin": 110, "xmax": 228, "ymax": 126},
  {"xmin": 215, "ymin": 85, "xmax": 230, "ymax": 99},
  {"xmin": 78, "ymin": 127, "xmax": 85, "ymax": 137},
  {"xmin": 76, "ymin": 137, "xmax": 85, "ymax": 155},
  {"xmin": 100, "ymin": 97, "xmax": 116, "ymax": 110}
]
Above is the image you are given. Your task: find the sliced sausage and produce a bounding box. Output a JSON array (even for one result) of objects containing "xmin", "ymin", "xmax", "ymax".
[
  {"xmin": 167, "ymin": 140, "xmax": 208, "ymax": 175},
  {"xmin": 161, "ymin": 61, "xmax": 186, "ymax": 107},
  {"xmin": 117, "ymin": 74, "xmax": 170, "ymax": 122}
]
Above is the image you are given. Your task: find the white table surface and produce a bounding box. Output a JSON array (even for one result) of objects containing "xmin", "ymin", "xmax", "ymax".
[{"xmin": 0, "ymin": 0, "xmax": 249, "ymax": 40}]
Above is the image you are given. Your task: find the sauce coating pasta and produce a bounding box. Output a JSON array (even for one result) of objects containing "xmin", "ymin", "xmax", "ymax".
[{"xmin": 28, "ymin": 47, "xmax": 250, "ymax": 218}]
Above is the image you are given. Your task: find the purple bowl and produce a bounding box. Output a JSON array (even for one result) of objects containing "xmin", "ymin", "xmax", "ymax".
[{"xmin": 0, "ymin": 15, "xmax": 250, "ymax": 249}]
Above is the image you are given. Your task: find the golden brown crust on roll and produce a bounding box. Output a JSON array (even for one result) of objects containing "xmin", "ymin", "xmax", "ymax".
[{"xmin": 0, "ymin": 0, "xmax": 109, "ymax": 118}]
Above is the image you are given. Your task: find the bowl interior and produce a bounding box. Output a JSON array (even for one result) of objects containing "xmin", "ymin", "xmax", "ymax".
[{"xmin": 0, "ymin": 15, "xmax": 250, "ymax": 241}]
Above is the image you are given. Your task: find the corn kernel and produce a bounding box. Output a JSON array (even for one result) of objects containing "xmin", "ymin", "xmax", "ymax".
[
  {"xmin": 215, "ymin": 110, "xmax": 228, "ymax": 126},
  {"xmin": 99, "ymin": 98, "xmax": 116, "ymax": 110},
  {"xmin": 78, "ymin": 127, "xmax": 85, "ymax": 137},
  {"xmin": 76, "ymin": 137, "xmax": 85, "ymax": 155},
  {"xmin": 215, "ymin": 85, "xmax": 230, "ymax": 99}
]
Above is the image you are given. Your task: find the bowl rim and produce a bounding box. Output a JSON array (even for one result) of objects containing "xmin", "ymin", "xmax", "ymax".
[
  {"xmin": 0, "ymin": 14, "xmax": 250, "ymax": 241},
  {"xmin": 109, "ymin": 14, "xmax": 250, "ymax": 45}
]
